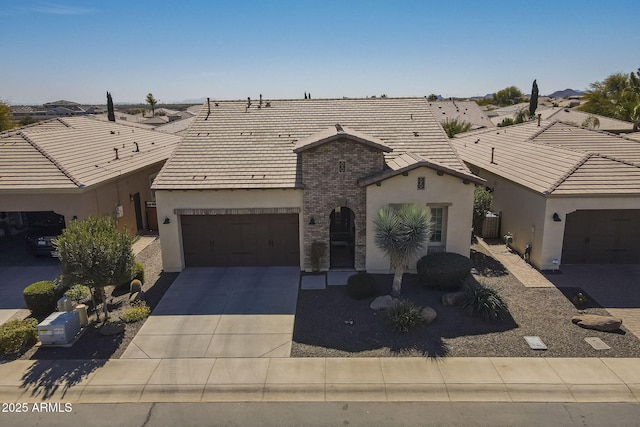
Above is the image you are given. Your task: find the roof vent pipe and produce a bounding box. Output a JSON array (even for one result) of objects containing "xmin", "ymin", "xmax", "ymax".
[
  {"xmin": 134, "ymin": 142, "xmax": 139, "ymax": 152},
  {"xmin": 114, "ymin": 147, "xmax": 119, "ymax": 160},
  {"xmin": 537, "ymin": 113, "xmax": 542, "ymax": 127},
  {"xmin": 207, "ymin": 98, "xmax": 211, "ymax": 115},
  {"xmin": 259, "ymin": 94, "xmax": 262, "ymax": 106},
  {"xmin": 490, "ymin": 147, "xmax": 495, "ymax": 164},
  {"xmin": 247, "ymin": 97, "xmax": 251, "ymax": 108}
]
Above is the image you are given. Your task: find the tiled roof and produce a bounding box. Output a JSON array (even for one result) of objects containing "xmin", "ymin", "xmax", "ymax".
[
  {"xmin": 451, "ymin": 120, "xmax": 640, "ymax": 196},
  {"xmin": 293, "ymin": 124, "xmax": 392, "ymax": 153},
  {"xmin": 153, "ymin": 97, "xmax": 473, "ymax": 190},
  {"xmin": 154, "ymin": 116, "xmax": 196, "ymax": 136},
  {"xmin": 426, "ymin": 101, "xmax": 495, "ymax": 130},
  {"xmin": 358, "ymin": 152, "xmax": 485, "ymax": 187},
  {"xmin": 539, "ymin": 107, "xmax": 635, "ymax": 131},
  {"xmin": 0, "ymin": 117, "xmax": 181, "ymax": 191}
]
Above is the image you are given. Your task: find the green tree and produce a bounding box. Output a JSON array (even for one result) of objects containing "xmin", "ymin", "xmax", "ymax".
[
  {"xmin": 580, "ymin": 69, "xmax": 640, "ymax": 130},
  {"xmin": 529, "ymin": 79, "xmax": 539, "ymax": 117},
  {"xmin": 581, "ymin": 115, "xmax": 600, "ymax": 129},
  {"xmin": 427, "ymin": 94, "xmax": 439, "ymax": 102},
  {"xmin": 441, "ymin": 118, "xmax": 473, "ymax": 138},
  {"xmin": 19, "ymin": 116, "xmax": 37, "ymax": 126},
  {"xmin": 0, "ymin": 100, "xmax": 16, "ymax": 131},
  {"xmin": 107, "ymin": 91, "xmax": 115, "ymax": 122},
  {"xmin": 146, "ymin": 93, "xmax": 157, "ymax": 117},
  {"xmin": 374, "ymin": 204, "xmax": 431, "ymax": 297},
  {"xmin": 55, "ymin": 217, "xmax": 134, "ymax": 322},
  {"xmin": 473, "ymin": 186, "xmax": 493, "ymax": 234},
  {"xmin": 493, "ymin": 86, "xmax": 526, "ymax": 106}
]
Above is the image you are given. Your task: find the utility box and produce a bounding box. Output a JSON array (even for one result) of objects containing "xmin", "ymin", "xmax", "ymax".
[
  {"xmin": 38, "ymin": 311, "xmax": 81, "ymax": 345},
  {"xmin": 482, "ymin": 212, "xmax": 500, "ymax": 239}
]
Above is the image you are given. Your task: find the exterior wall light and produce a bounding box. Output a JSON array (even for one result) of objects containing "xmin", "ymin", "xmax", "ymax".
[
  {"xmin": 552, "ymin": 213, "xmax": 562, "ymax": 222},
  {"xmin": 163, "ymin": 217, "xmax": 171, "ymax": 224},
  {"xmin": 308, "ymin": 217, "xmax": 315, "ymax": 225}
]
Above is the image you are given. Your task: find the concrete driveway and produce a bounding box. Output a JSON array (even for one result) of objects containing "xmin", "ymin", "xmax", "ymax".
[
  {"xmin": 544, "ymin": 264, "xmax": 640, "ymax": 338},
  {"xmin": 121, "ymin": 267, "xmax": 300, "ymax": 359}
]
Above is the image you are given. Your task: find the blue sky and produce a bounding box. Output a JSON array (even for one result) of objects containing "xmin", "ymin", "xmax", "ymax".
[{"xmin": 1, "ymin": 0, "xmax": 638, "ymax": 104}]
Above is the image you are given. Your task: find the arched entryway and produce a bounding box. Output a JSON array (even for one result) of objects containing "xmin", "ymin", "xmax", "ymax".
[{"xmin": 329, "ymin": 206, "xmax": 355, "ymax": 269}]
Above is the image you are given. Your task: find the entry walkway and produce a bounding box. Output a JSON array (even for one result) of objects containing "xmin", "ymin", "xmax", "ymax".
[
  {"xmin": 3, "ymin": 357, "xmax": 640, "ymax": 403},
  {"xmin": 121, "ymin": 267, "xmax": 300, "ymax": 359}
]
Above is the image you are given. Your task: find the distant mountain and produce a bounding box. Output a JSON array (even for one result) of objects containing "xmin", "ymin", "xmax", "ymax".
[{"xmin": 547, "ymin": 89, "xmax": 585, "ymax": 98}]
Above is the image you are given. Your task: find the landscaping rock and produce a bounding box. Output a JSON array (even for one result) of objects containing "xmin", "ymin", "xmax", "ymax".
[
  {"xmin": 571, "ymin": 314, "xmax": 622, "ymax": 332},
  {"xmin": 420, "ymin": 306, "xmax": 437, "ymax": 324},
  {"xmin": 129, "ymin": 291, "xmax": 145, "ymax": 304},
  {"xmin": 99, "ymin": 321, "xmax": 125, "ymax": 336},
  {"xmin": 442, "ymin": 291, "xmax": 466, "ymax": 307},
  {"xmin": 370, "ymin": 295, "xmax": 399, "ymax": 310}
]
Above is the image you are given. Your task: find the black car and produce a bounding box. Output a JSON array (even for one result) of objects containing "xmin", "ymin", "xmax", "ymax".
[{"xmin": 25, "ymin": 213, "xmax": 65, "ymax": 257}]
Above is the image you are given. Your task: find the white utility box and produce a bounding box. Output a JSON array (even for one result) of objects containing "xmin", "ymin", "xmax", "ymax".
[{"xmin": 38, "ymin": 311, "xmax": 81, "ymax": 345}]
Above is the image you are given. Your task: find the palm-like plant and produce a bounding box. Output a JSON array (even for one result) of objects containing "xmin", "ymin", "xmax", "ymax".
[{"xmin": 374, "ymin": 204, "xmax": 432, "ymax": 296}]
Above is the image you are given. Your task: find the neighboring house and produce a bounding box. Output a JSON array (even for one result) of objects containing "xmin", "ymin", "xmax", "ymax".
[
  {"xmin": 154, "ymin": 116, "xmax": 196, "ymax": 136},
  {"xmin": 451, "ymin": 121, "xmax": 640, "ymax": 269},
  {"xmin": 11, "ymin": 100, "xmax": 104, "ymax": 122},
  {"xmin": 487, "ymin": 102, "xmax": 550, "ymax": 126},
  {"xmin": 426, "ymin": 100, "xmax": 495, "ymax": 130},
  {"xmin": 537, "ymin": 108, "xmax": 636, "ymax": 134},
  {"xmin": 153, "ymin": 97, "xmax": 484, "ymax": 273},
  {"xmin": 0, "ymin": 117, "xmax": 181, "ymax": 237}
]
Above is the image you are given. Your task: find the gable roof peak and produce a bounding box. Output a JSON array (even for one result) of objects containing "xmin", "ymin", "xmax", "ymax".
[{"xmin": 293, "ymin": 124, "xmax": 393, "ymax": 154}]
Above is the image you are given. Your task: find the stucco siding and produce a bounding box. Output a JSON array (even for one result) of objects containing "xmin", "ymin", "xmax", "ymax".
[
  {"xmin": 366, "ymin": 167, "xmax": 475, "ymax": 273},
  {"xmin": 0, "ymin": 163, "xmax": 162, "ymax": 235},
  {"xmin": 155, "ymin": 189, "xmax": 303, "ymax": 272}
]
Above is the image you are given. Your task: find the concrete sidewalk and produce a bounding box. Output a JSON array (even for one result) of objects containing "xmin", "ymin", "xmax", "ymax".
[{"xmin": 2, "ymin": 357, "xmax": 640, "ymax": 403}]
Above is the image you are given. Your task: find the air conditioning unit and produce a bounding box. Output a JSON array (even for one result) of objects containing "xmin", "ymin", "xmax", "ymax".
[{"xmin": 38, "ymin": 311, "xmax": 81, "ymax": 345}]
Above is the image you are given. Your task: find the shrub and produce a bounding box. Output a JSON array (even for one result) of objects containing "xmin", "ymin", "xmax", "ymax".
[
  {"xmin": 388, "ymin": 299, "xmax": 422, "ymax": 332},
  {"xmin": 461, "ymin": 280, "xmax": 509, "ymax": 321},
  {"xmin": 23, "ymin": 281, "xmax": 58, "ymax": 316},
  {"xmin": 417, "ymin": 252, "xmax": 473, "ymax": 291},
  {"xmin": 64, "ymin": 285, "xmax": 91, "ymax": 303},
  {"xmin": 0, "ymin": 318, "xmax": 38, "ymax": 354},
  {"xmin": 132, "ymin": 261, "xmax": 145, "ymax": 283},
  {"xmin": 346, "ymin": 273, "xmax": 377, "ymax": 300},
  {"xmin": 121, "ymin": 301, "xmax": 151, "ymax": 323}
]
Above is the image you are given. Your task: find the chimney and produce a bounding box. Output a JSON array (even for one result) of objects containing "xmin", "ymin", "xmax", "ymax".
[
  {"xmin": 114, "ymin": 147, "xmax": 119, "ymax": 160},
  {"xmin": 537, "ymin": 113, "xmax": 542, "ymax": 127},
  {"xmin": 207, "ymin": 97, "xmax": 211, "ymax": 115}
]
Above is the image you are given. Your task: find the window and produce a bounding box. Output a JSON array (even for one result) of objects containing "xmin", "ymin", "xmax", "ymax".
[
  {"xmin": 417, "ymin": 177, "xmax": 425, "ymax": 190},
  {"xmin": 338, "ymin": 160, "xmax": 346, "ymax": 173},
  {"xmin": 429, "ymin": 207, "xmax": 447, "ymax": 244}
]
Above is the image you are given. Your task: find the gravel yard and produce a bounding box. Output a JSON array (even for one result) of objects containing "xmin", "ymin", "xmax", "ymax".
[
  {"xmin": 292, "ymin": 243, "xmax": 640, "ymax": 358},
  {"xmin": 2, "ymin": 238, "xmax": 178, "ymax": 361}
]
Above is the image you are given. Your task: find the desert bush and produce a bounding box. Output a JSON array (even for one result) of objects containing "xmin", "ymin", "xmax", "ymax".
[
  {"xmin": 23, "ymin": 280, "xmax": 58, "ymax": 316},
  {"xmin": 461, "ymin": 280, "xmax": 509, "ymax": 321},
  {"xmin": 0, "ymin": 318, "xmax": 38, "ymax": 354},
  {"xmin": 64, "ymin": 284, "xmax": 91, "ymax": 303},
  {"xmin": 121, "ymin": 301, "xmax": 151, "ymax": 323},
  {"xmin": 346, "ymin": 273, "xmax": 377, "ymax": 300},
  {"xmin": 417, "ymin": 252, "xmax": 472, "ymax": 291},
  {"xmin": 117, "ymin": 261, "xmax": 145, "ymax": 289},
  {"xmin": 388, "ymin": 299, "xmax": 422, "ymax": 332}
]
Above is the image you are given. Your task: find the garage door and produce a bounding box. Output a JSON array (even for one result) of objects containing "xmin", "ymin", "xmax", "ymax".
[
  {"xmin": 181, "ymin": 214, "xmax": 299, "ymax": 267},
  {"xmin": 562, "ymin": 210, "xmax": 640, "ymax": 264}
]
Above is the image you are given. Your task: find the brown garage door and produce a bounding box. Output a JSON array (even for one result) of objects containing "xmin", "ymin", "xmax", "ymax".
[
  {"xmin": 181, "ymin": 214, "xmax": 299, "ymax": 267},
  {"xmin": 562, "ymin": 210, "xmax": 640, "ymax": 264}
]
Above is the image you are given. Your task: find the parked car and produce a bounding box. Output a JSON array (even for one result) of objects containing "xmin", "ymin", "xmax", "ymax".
[{"xmin": 25, "ymin": 213, "xmax": 65, "ymax": 257}]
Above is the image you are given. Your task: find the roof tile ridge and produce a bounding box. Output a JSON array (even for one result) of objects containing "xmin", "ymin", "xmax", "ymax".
[
  {"xmin": 19, "ymin": 131, "xmax": 83, "ymax": 187},
  {"xmin": 593, "ymin": 152, "xmax": 640, "ymax": 168},
  {"xmin": 526, "ymin": 120, "xmax": 557, "ymax": 141},
  {"xmin": 56, "ymin": 117, "xmax": 73, "ymax": 128},
  {"xmin": 544, "ymin": 153, "xmax": 592, "ymax": 195}
]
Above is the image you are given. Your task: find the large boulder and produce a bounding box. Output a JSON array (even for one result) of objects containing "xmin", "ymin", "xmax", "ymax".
[
  {"xmin": 370, "ymin": 295, "xmax": 399, "ymax": 311},
  {"xmin": 571, "ymin": 314, "xmax": 622, "ymax": 332},
  {"xmin": 420, "ymin": 306, "xmax": 437, "ymax": 324},
  {"xmin": 442, "ymin": 291, "xmax": 466, "ymax": 307}
]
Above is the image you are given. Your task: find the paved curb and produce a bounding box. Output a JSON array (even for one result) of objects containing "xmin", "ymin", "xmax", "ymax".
[{"xmin": 1, "ymin": 357, "xmax": 639, "ymax": 403}]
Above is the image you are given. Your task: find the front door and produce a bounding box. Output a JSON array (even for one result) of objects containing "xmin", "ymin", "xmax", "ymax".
[{"xmin": 330, "ymin": 206, "xmax": 355, "ymax": 269}]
